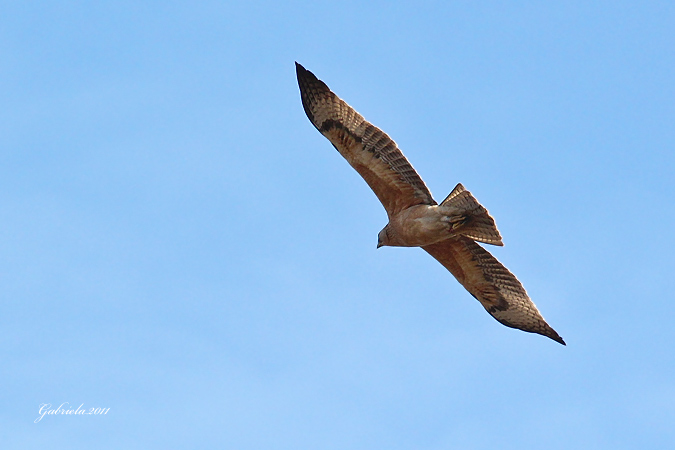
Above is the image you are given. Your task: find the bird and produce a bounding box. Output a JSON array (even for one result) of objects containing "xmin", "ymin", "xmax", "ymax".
[{"xmin": 295, "ymin": 62, "xmax": 565, "ymax": 345}]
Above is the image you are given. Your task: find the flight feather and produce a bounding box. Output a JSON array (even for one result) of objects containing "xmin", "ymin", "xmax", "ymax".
[{"xmin": 296, "ymin": 62, "xmax": 435, "ymax": 216}]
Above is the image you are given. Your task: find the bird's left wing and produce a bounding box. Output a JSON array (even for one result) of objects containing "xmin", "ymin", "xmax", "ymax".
[
  {"xmin": 423, "ymin": 237, "xmax": 565, "ymax": 345},
  {"xmin": 296, "ymin": 62, "xmax": 435, "ymax": 217}
]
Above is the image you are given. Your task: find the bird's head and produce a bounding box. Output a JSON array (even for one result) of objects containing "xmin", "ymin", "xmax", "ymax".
[{"xmin": 377, "ymin": 226, "xmax": 390, "ymax": 249}]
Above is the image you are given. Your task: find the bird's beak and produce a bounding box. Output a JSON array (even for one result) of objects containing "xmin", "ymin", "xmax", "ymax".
[{"xmin": 377, "ymin": 242, "xmax": 383, "ymax": 249}]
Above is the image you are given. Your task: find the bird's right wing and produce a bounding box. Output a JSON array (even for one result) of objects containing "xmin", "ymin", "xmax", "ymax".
[
  {"xmin": 423, "ymin": 237, "xmax": 565, "ymax": 345},
  {"xmin": 296, "ymin": 62, "xmax": 435, "ymax": 217}
]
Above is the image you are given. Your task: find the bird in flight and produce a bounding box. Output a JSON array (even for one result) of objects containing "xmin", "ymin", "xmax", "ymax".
[{"xmin": 296, "ymin": 62, "xmax": 565, "ymax": 345}]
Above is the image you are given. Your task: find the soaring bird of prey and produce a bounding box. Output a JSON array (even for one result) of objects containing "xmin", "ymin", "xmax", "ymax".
[{"xmin": 296, "ymin": 62, "xmax": 565, "ymax": 345}]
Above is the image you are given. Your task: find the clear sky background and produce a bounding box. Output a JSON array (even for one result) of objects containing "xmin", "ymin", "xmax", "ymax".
[{"xmin": 2, "ymin": 1, "xmax": 674, "ymax": 449}]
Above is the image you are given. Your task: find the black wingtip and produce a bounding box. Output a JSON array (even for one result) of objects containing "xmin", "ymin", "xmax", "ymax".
[
  {"xmin": 295, "ymin": 61, "xmax": 309, "ymax": 79},
  {"xmin": 295, "ymin": 62, "xmax": 318, "ymax": 85},
  {"xmin": 295, "ymin": 63, "xmax": 334, "ymax": 128},
  {"xmin": 548, "ymin": 331, "xmax": 566, "ymax": 346}
]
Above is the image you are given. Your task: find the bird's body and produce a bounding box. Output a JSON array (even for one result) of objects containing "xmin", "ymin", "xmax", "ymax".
[
  {"xmin": 296, "ymin": 62, "xmax": 565, "ymax": 345},
  {"xmin": 382, "ymin": 204, "xmax": 452, "ymax": 247},
  {"xmin": 378, "ymin": 182, "xmax": 505, "ymax": 248}
]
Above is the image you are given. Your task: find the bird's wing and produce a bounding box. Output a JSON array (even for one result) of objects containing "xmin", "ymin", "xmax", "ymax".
[
  {"xmin": 296, "ymin": 62, "xmax": 435, "ymax": 216},
  {"xmin": 423, "ymin": 237, "xmax": 565, "ymax": 345}
]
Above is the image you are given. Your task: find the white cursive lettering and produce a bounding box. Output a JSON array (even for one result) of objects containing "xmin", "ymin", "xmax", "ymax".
[{"xmin": 35, "ymin": 402, "xmax": 110, "ymax": 423}]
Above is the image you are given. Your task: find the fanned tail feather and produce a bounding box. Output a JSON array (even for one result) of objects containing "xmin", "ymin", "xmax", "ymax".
[{"xmin": 440, "ymin": 183, "xmax": 503, "ymax": 246}]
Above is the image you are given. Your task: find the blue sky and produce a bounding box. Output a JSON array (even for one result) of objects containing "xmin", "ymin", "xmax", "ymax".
[{"xmin": 2, "ymin": 1, "xmax": 674, "ymax": 448}]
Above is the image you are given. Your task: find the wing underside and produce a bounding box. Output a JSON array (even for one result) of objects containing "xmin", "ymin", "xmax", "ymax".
[
  {"xmin": 423, "ymin": 237, "xmax": 565, "ymax": 345},
  {"xmin": 296, "ymin": 62, "xmax": 435, "ymax": 216}
]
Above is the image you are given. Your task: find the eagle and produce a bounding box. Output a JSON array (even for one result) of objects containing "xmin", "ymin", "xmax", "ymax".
[{"xmin": 296, "ymin": 62, "xmax": 565, "ymax": 345}]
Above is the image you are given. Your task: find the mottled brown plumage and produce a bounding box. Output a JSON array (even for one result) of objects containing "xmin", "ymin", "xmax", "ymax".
[
  {"xmin": 296, "ymin": 62, "xmax": 564, "ymax": 345},
  {"xmin": 296, "ymin": 63, "xmax": 434, "ymax": 216}
]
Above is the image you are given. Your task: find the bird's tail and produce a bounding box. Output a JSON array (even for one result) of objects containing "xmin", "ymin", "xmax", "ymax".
[{"xmin": 439, "ymin": 183, "xmax": 503, "ymax": 246}]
